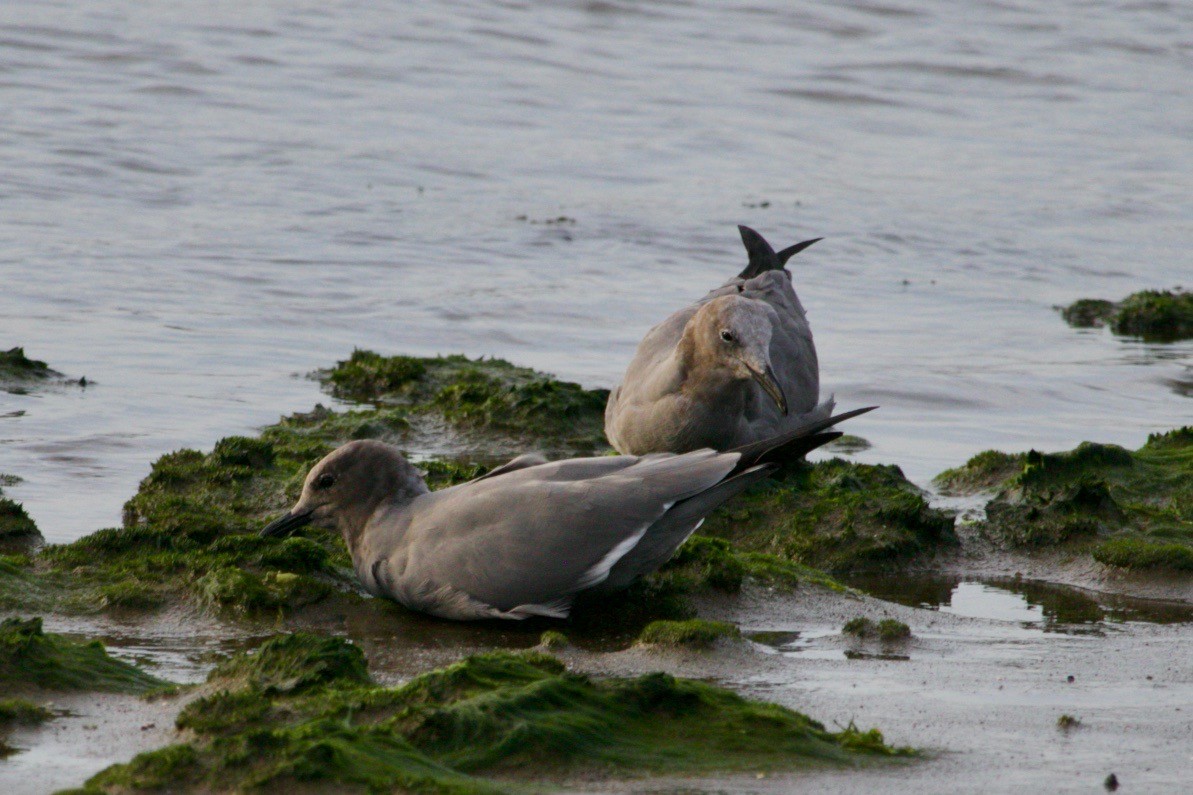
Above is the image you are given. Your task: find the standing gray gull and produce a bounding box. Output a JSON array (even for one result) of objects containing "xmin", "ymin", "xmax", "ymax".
[
  {"xmin": 259, "ymin": 407, "xmax": 871, "ymax": 621},
  {"xmin": 606, "ymin": 225, "xmax": 838, "ymax": 455}
]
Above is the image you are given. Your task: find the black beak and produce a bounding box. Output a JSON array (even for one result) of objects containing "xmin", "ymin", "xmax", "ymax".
[
  {"xmin": 259, "ymin": 509, "xmax": 313, "ymax": 539},
  {"xmin": 747, "ymin": 363, "xmax": 788, "ymax": 416}
]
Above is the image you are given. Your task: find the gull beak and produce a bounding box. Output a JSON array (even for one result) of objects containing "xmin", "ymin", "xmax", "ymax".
[
  {"xmin": 747, "ymin": 362, "xmax": 788, "ymax": 416},
  {"xmin": 259, "ymin": 508, "xmax": 313, "ymax": 539}
]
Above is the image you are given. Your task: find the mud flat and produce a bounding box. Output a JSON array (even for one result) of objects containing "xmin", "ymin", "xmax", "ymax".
[{"xmin": 1, "ymin": 351, "xmax": 1190, "ymax": 793}]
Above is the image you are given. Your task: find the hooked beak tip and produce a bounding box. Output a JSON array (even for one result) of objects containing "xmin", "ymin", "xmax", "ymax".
[
  {"xmin": 747, "ymin": 362, "xmax": 788, "ymax": 416},
  {"xmin": 259, "ymin": 509, "xmax": 313, "ymax": 539}
]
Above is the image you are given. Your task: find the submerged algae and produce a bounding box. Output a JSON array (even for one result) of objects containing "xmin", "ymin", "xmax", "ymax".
[
  {"xmin": 78, "ymin": 635, "xmax": 907, "ymax": 794},
  {"xmin": 935, "ymin": 429, "xmax": 1193, "ymax": 570},
  {"xmin": 1060, "ymin": 289, "xmax": 1193, "ymax": 341},
  {"xmin": 0, "ymin": 617, "xmax": 166, "ymax": 694},
  {"xmin": 699, "ymin": 459, "xmax": 955, "ymax": 572}
]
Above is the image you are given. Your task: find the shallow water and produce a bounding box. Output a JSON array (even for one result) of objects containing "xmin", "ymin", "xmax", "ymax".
[
  {"xmin": 1, "ymin": 1, "xmax": 1191, "ymax": 543},
  {"xmin": 842, "ymin": 573, "xmax": 1193, "ymax": 629}
]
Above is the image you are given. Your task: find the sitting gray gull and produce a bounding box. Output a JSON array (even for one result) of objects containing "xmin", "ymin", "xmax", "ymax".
[
  {"xmin": 605, "ymin": 225, "xmax": 837, "ymax": 455},
  {"xmin": 260, "ymin": 407, "xmax": 872, "ymax": 621}
]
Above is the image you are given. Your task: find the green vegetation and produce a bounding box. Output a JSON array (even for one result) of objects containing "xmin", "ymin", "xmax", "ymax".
[
  {"xmin": 0, "ymin": 497, "xmax": 39, "ymax": 542},
  {"xmin": 824, "ymin": 435, "xmax": 872, "ymax": 454},
  {"xmin": 637, "ymin": 619, "xmax": 740, "ymax": 648},
  {"xmin": 842, "ymin": 617, "xmax": 910, "ymax": 642},
  {"xmin": 700, "ymin": 459, "xmax": 955, "ymax": 572},
  {"xmin": 0, "ymin": 698, "xmax": 52, "ymax": 727},
  {"xmin": 76, "ymin": 636, "xmax": 907, "ymax": 793},
  {"xmin": 1057, "ymin": 714, "xmax": 1081, "ymax": 731},
  {"xmin": 1061, "ymin": 299, "xmax": 1117, "ymax": 329},
  {"xmin": 538, "ymin": 630, "xmax": 569, "ymax": 650},
  {"xmin": 1060, "ymin": 289, "xmax": 1193, "ymax": 341},
  {"xmin": 319, "ymin": 350, "xmax": 610, "ymax": 452},
  {"xmin": 877, "ymin": 619, "xmax": 911, "ymax": 641},
  {"xmin": 0, "ymin": 617, "xmax": 166, "ymax": 694},
  {"xmin": 0, "ymin": 347, "xmax": 55, "ymax": 382},
  {"xmin": 934, "ymin": 429, "xmax": 1192, "ymax": 569}
]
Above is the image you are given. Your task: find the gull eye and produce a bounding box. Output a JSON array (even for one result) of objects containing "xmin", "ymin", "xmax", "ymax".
[
  {"xmin": 314, "ymin": 473, "xmax": 336, "ymax": 490},
  {"xmin": 719, "ymin": 329, "xmax": 735, "ymax": 343}
]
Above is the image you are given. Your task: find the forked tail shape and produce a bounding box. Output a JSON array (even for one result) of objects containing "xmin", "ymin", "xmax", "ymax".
[{"xmin": 736, "ymin": 225, "xmax": 823, "ymax": 279}]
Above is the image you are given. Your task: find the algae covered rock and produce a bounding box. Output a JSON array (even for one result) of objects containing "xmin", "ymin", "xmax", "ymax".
[
  {"xmin": 319, "ymin": 349, "xmax": 610, "ymax": 452},
  {"xmin": 935, "ymin": 429, "xmax": 1193, "ymax": 570},
  {"xmin": 636, "ymin": 618, "xmax": 740, "ymax": 648},
  {"xmin": 0, "ymin": 497, "xmax": 40, "ymax": 544},
  {"xmin": 0, "ymin": 347, "xmax": 56, "ymax": 384},
  {"xmin": 0, "ymin": 617, "xmax": 166, "ymax": 694},
  {"xmin": 0, "ymin": 347, "xmax": 84, "ymax": 392},
  {"xmin": 700, "ymin": 459, "xmax": 956, "ymax": 572},
  {"xmin": 843, "ymin": 617, "xmax": 911, "ymax": 642},
  {"xmin": 1060, "ymin": 289, "xmax": 1193, "ymax": 341},
  {"xmin": 77, "ymin": 635, "xmax": 908, "ymax": 793}
]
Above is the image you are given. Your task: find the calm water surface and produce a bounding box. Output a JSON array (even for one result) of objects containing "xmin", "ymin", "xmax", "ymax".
[{"xmin": 1, "ymin": 0, "xmax": 1190, "ymax": 542}]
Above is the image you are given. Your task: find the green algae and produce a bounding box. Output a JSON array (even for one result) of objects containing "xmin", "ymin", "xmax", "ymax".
[
  {"xmin": 700, "ymin": 459, "xmax": 956, "ymax": 573},
  {"xmin": 1061, "ymin": 299, "xmax": 1117, "ymax": 329},
  {"xmin": 0, "ymin": 697, "xmax": 52, "ymax": 726},
  {"xmin": 538, "ymin": 630, "xmax": 569, "ymax": 650},
  {"xmin": 1091, "ymin": 537, "xmax": 1193, "ymax": 572},
  {"xmin": 843, "ymin": 617, "xmax": 910, "ymax": 642},
  {"xmin": 0, "ymin": 497, "xmax": 40, "ymax": 542},
  {"xmin": 318, "ymin": 350, "xmax": 610, "ymax": 452},
  {"xmin": 877, "ymin": 619, "xmax": 911, "ymax": 641},
  {"xmin": 0, "ymin": 617, "xmax": 166, "ymax": 694},
  {"xmin": 325, "ymin": 349, "xmax": 428, "ymax": 400},
  {"xmin": 636, "ymin": 619, "xmax": 740, "ymax": 648},
  {"xmin": 824, "ymin": 434, "xmax": 872, "ymax": 454},
  {"xmin": 1060, "ymin": 289, "xmax": 1193, "ymax": 341},
  {"xmin": 79, "ymin": 636, "xmax": 907, "ymax": 794},
  {"xmin": 0, "ymin": 347, "xmax": 55, "ymax": 382},
  {"xmin": 934, "ymin": 429, "xmax": 1193, "ymax": 568}
]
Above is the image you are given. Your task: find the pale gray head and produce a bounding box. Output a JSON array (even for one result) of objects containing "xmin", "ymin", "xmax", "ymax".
[
  {"xmin": 259, "ymin": 439, "xmax": 429, "ymax": 541},
  {"xmin": 690, "ymin": 294, "xmax": 788, "ymax": 415}
]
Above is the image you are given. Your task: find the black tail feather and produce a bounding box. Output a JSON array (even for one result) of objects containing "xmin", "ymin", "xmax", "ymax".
[
  {"xmin": 737, "ymin": 226, "xmax": 822, "ymax": 279},
  {"xmin": 730, "ymin": 406, "xmax": 878, "ymax": 474},
  {"xmin": 736, "ymin": 225, "xmax": 782, "ymax": 279},
  {"xmin": 777, "ymin": 237, "xmax": 822, "ymax": 265}
]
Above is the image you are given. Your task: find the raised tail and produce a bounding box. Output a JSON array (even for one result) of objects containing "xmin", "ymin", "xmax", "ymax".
[{"xmin": 737, "ymin": 225, "xmax": 822, "ymax": 279}]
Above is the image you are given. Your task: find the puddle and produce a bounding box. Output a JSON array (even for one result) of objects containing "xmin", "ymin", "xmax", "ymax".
[{"xmin": 842, "ymin": 573, "xmax": 1193, "ymax": 630}]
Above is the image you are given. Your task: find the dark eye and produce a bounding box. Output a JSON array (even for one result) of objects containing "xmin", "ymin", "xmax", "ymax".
[
  {"xmin": 314, "ymin": 473, "xmax": 336, "ymax": 490},
  {"xmin": 720, "ymin": 329, "xmax": 735, "ymax": 343}
]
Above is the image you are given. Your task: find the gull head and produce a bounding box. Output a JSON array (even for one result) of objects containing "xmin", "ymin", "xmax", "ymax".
[
  {"xmin": 695, "ymin": 295, "xmax": 787, "ymax": 415},
  {"xmin": 260, "ymin": 440, "xmax": 428, "ymax": 539}
]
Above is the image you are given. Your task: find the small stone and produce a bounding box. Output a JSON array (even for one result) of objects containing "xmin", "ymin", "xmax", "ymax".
[{"xmin": 1104, "ymin": 773, "xmax": 1119, "ymax": 791}]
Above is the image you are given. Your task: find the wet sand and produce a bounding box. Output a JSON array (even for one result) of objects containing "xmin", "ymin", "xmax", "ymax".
[{"xmin": 5, "ymin": 564, "xmax": 1191, "ymax": 793}]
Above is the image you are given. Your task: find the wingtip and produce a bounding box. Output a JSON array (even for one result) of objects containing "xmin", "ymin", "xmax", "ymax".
[{"xmin": 776, "ymin": 237, "xmax": 824, "ymax": 265}]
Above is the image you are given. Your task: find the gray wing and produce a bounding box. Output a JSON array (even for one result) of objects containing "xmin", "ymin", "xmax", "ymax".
[
  {"xmin": 395, "ymin": 449, "xmax": 739, "ymax": 617},
  {"xmin": 466, "ymin": 453, "xmax": 549, "ymax": 484},
  {"xmin": 604, "ymin": 305, "xmax": 698, "ymax": 453}
]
